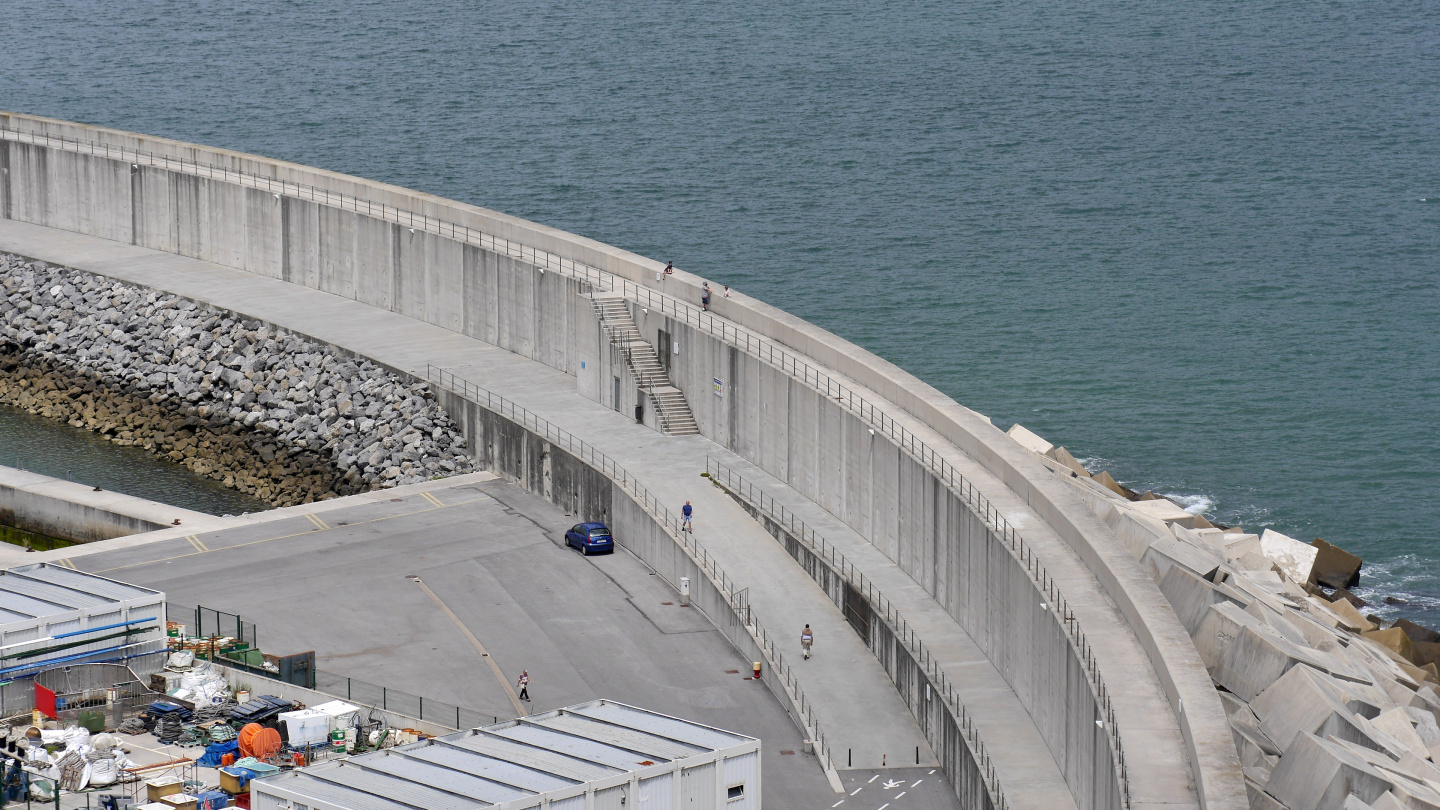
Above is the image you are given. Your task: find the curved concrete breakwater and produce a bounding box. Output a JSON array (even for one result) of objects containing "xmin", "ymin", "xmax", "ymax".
[
  {"xmin": 0, "ymin": 253, "xmax": 474, "ymax": 505},
  {"xmin": 0, "ymin": 111, "xmax": 1260, "ymax": 810}
]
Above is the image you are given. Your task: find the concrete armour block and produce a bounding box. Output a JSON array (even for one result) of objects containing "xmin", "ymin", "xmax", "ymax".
[
  {"xmin": 1342, "ymin": 796, "xmax": 1376, "ymax": 810},
  {"xmin": 1330, "ymin": 596, "xmax": 1379, "ymax": 633},
  {"xmin": 1224, "ymin": 532, "xmax": 1263, "ymax": 562},
  {"xmin": 1310, "ymin": 538, "xmax": 1363, "ymax": 590},
  {"xmin": 1247, "ymin": 776, "xmax": 1287, "ymax": 810},
  {"xmin": 1326, "ymin": 737, "xmax": 1440, "ymax": 809},
  {"xmin": 1217, "ymin": 623, "xmax": 1336, "ymax": 702},
  {"xmin": 1265, "ymin": 733, "xmax": 1401, "ymax": 810},
  {"xmin": 1112, "ymin": 509, "xmax": 1173, "ymax": 560},
  {"xmin": 1142, "ymin": 535, "xmax": 1223, "ymax": 584},
  {"xmin": 1046, "ymin": 445, "xmax": 1091, "ymax": 477},
  {"xmin": 1006, "ymin": 423, "xmax": 1052, "ymax": 455},
  {"xmin": 1373, "ymin": 707, "xmax": 1432, "ymax": 760},
  {"xmin": 1237, "ymin": 550, "xmax": 1282, "ymax": 573},
  {"xmin": 1366, "ymin": 628, "xmax": 1420, "ymax": 666},
  {"xmin": 1247, "ymin": 601, "xmax": 1313, "ymax": 646},
  {"xmin": 1368, "ymin": 793, "xmax": 1409, "ymax": 810},
  {"xmin": 1397, "ymin": 620, "xmax": 1440, "ymax": 645},
  {"xmin": 1233, "ymin": 721, "xmax": 1281, "ymax": 780},
  {"xmin": 1261, "ymin": 528, "xmax": 1320, "ymax": 584},
  {"xmin": 1195, "ymin": 600, "xmax": 1267, "ymax": 671},
  {"xmin": 1161, "ymin": 563, "xmax": 1246, "ymax": 635},
  {"xmin": 1252, "ymin": 664, "xmax": 1383, "ymax": 753}
]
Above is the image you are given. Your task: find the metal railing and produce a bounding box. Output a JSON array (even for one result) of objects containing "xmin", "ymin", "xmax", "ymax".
[
  {"xmin": 6, "ymin": 123, "xmax": 1126, "ymax": 802},
  {"xmin": 589, "ymin": 298, "xmax": 686, "ymax": 434},
  {"xmin": 707, "ymin": 459, "xmax": 1008, "ymax": 809},
  {"xmin": 618, "ymin": 280, "xmax": 1131, "ymax": 805},
  {"xmin": 425, "ymin": 365, "xmax": 835, "ymax": 774},
  {"xmin": 0, "ymin": 126, "xmax": 617, "ymax": 295}
]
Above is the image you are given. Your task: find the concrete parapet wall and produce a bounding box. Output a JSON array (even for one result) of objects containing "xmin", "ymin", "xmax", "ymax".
[
  {"xmin": 0, "ymin": 463, "xmax": 214, "ymax": 543},
  {"xmin": 0, "ymin": 111, "xmax": 1242, "ymax": 808}
]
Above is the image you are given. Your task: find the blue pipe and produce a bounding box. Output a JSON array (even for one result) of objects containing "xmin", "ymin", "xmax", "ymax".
[
  {"xmin": 0, "ymin": 641, "xmax": 153, "ymax": 677},
  {"xmin": 52, "ymin": 617, "xmax": 157, "ymax": 639}
]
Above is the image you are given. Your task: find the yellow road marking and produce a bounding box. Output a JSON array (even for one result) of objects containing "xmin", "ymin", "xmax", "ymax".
[
  {"xmin": 421, "ymin": 491, "xmax": 445, "ymax": 507},
  {"xmin": 305, "ymin": 513, "xmax": 331, "ymax": 530},
  {"xmin": 87, "ymin": 496, "xmax": 484, "ymax": 575},
  {"xmin": 57, "ymin": 558, "xmax": 76, "ymax": 569},
  {"xmin": 186, "ymin": 535, "xmax": 210, "ymax": 553}
]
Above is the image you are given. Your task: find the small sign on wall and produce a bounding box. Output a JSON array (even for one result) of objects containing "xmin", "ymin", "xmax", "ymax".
[{"xmin": 713, "ymin": 377, "xmax": 724, "ymax": 397}]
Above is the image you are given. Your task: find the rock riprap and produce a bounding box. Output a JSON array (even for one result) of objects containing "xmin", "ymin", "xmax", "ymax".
[
  {"xmin": 0, "ymin": 254, "xmax": 474, "ymax": 507},
  {"xmin": 1009, "ymin": 421, "xmax": 1440, "ymax": 810}
]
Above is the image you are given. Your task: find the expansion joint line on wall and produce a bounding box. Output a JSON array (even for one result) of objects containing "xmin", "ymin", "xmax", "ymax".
[
  {"xmin": 705, "ymin": 458, "xmax": 1009, "ymax": 810},
  {"xmin": 424, "ymin": 365, "xmax": 837, "ymax": 783}
]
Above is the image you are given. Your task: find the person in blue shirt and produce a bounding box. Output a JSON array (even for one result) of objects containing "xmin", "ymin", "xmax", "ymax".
[{"xmin": 682, "ymin": 501, "xmax": 693, "ymax": 533}]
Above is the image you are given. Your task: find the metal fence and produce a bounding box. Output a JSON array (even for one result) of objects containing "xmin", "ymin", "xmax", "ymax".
[
  {"xmin": 708, "ymin": 459, "xmax": 1006, "ymax": 810},
  {"xmin": 312, "ymin": 671, "xmax": 495, "ymax": 731},
  {"xmin": 426, "ymin": 367, "xmax": 838, "ymax": 777},
  {"xmin": 5, "ymin": 121, "xmax": 1126, "ymax": 803}
]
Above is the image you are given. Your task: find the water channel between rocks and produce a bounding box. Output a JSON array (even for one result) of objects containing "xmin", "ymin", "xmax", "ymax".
[{"xmin": 0, "ymin": 402, "xmax": 274, "ymax": 517}]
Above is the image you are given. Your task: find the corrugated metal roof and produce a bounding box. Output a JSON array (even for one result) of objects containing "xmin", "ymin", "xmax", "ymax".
[
  {"xmin": 16, "ymin": 564, "xmax": 160, "ymax": 601},
  {"xmin": 570, "ymin": 701, "xmax": 751, "ymax": 750},
  {"xmin": 536, "ymin": 712, "xmax": 709, "ymax": 762},
  {"xmin": 403, "ymin": 742, "xmax": 578, "ymax": 792},
  {"xmin": 263, "ymin": 771, "xmax": 418, "ymax": 810},
  {"xmin": 309, "ymin": 761, "xmax": 491, "ymax": 810},
  {"xmin": 253, "ymin": 701, "xmax": 755, "ymax": 810},
  {"xmin": 487, "ymin": 723, "xmax": 671, "ymax": 769},
  {"xmin": 361, "ymin": 750, "xmax": 532, "ymax": 804},
  {"xmin": 0, "ymin": 564, "xmax": 162, "ymax": 623},
  {"xmin": 445, "ymin": 733, "xmax": 619, "ymax": 782}
]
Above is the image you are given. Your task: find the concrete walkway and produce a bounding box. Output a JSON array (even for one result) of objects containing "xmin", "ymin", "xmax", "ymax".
[{"xmin": 0, "ymin": 222, "xmax": 932, "ymax": 777}]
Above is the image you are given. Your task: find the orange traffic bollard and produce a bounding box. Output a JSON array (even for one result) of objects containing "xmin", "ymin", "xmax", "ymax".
[{"xmin": 752, "ymin": 662, "xmax": 762, "ymax": 680}]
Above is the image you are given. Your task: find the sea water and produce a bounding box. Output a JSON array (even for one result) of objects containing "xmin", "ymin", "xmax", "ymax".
[{"xmin": 2, "ymin": 0, "xmax": 1436, "ymax": 618}]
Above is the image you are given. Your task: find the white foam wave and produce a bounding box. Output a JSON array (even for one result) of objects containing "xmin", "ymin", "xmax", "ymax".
[{"xmin": 1161, "ymin": 492, "xmax": 1215, "ymax": 516}]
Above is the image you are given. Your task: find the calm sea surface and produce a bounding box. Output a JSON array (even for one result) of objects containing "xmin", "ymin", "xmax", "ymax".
[{"xmin": 3, "ymin": 2, "xmax": 1437, "ymax": 616}]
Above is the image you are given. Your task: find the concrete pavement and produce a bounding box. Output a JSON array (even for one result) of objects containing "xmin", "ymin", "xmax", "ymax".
[{"xmin": 0, "ymin": 220, "xmax": 939, "ymax": 776}]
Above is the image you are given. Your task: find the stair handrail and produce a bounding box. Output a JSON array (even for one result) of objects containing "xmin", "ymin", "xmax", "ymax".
[{"xmin": 591, "ymin": 298, "xmax": 684, "ymax": 433}]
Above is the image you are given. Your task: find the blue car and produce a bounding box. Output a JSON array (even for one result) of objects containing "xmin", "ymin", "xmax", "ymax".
[{"xmin": 565, "ymin": 522, "xmax": 615, "ymax": 556}]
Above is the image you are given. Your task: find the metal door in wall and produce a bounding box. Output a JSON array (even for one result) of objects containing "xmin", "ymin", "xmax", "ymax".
[
  {"xmin": 657, "ymin": 329, "xmax": 672, "ymax": 371},
  {"xmin": 613, "ymin": 376, "xmax": 622, "ymax": 412}
]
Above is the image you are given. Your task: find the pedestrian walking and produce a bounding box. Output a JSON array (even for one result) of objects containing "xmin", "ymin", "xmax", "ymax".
[
  {"xmin": 701, "ymin": 283, "xmax": 711, "ymax": 311},
  {"xmin": 517, "ymin": 670, "xmax": 530, "ymax": 702},
  {"xmin": 682, "ymin": 501, "xmax": 694, "ymax": 533},
  {"xmin": 801, "ymin": 624, "xmax": 814, "ymax": 659}
]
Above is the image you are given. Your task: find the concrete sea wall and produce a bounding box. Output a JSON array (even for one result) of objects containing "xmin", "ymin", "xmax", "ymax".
[
  {"xmin": 0, "ymin": 463, "xmax": 212, "ymax": 543},
  {"xmin": 0, "ymin": 112, "xmax": 1241, "ymax": 808},
  {"xmin": 0, "ymin": 253, "xmax": 473, "ymax": 505}
]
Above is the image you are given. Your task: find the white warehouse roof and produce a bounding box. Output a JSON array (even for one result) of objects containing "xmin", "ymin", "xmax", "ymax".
[
  {"xmin": 0, "ymin": 563, "xmax": 162, "ymax": 624},
  {"xmin": 254, "ymin": 699, "xmax": 761, "ymax": 810}
]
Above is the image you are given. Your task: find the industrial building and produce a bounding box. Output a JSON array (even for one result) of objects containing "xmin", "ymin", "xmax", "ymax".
[
  {"xmin": 251, "ymin": 700, "xmax": 761, "ymax": 810},
  {"xmin": 0, "ymin": 562, "xmax": 166, "ymax": 680}
]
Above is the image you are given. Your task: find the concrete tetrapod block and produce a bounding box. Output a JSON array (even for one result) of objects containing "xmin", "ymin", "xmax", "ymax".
[
  {"xmin": 1404, "ymin": 706, "xmax": 1440, "ymax": 760},
  {"xmin": 1159, "ymin": 563, "xmax": 1246, "ymax": 635},
  {"xmin": 1322, "ymin": 736, "xmax": 1440, "ymax": 809},
  {"xmin": 1342, "ymin": 796, "xmax": 1376, "ymax": 810},
  {"xmin": 1251, "ymin": 664, "xmax": 1383, "ymax": 753},
  {"xmin": 1264, "ymin": 732, "xmax": 1405, "ymax": 810},
  {"xmin": 1091, "ymin": 469, "xmax": 1131, "ymax": 498},
  {"xmin": 1310, "ymin": 538, "xmax": 1363, "ymax": 590},
  {"xmin": 1006, "ymin": 423, "xmax": 1053, "ymax": 455},
  {"xmin": 1142, "ymin": 535, "xmax": 1223, "ymax": 585},
  {"xmin": 1236, "ymin": 550, "xmax": 1282, "ymax": 573},
  {"xmin": 1416, "ymin": 643, "xmax": 1440, "ymax": 669},
  {"xmin": 1260, "ymin": 528, "xmax": 1320, "ymax": 585},
  {"xmin": 1127, "ymin": 495, "xmax": 1193, "ymax": 523},
  {"xmin": 1330, "ymin": 595, "xmax": 1379, "ymax": 633}
]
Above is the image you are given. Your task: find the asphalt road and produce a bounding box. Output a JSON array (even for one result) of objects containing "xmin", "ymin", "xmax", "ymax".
[{"xmin": 66, "ymin": 476, "xmax": 962, "ymax": 808}]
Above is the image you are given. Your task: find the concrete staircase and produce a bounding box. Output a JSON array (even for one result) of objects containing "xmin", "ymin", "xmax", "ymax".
[{"xmin": 591, "ymin": 296, "xmax": 700, "ymax": 436}]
